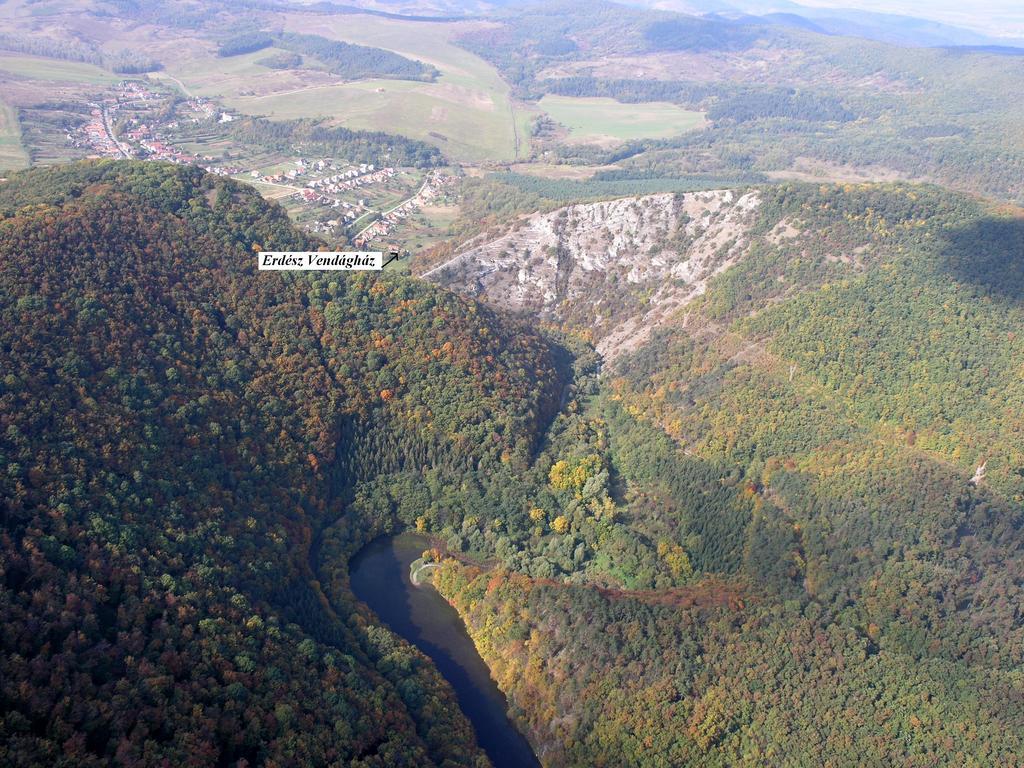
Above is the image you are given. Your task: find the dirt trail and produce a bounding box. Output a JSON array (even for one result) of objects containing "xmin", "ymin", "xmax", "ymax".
[{"xmin": 152, "ymin": 72, "xmax": 193, "ymax": 98}]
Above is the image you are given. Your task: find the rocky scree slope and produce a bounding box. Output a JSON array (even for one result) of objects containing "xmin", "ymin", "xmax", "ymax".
[{"xmin": 423, "ymin": 189, "xmax": 765, "ymax": 359}]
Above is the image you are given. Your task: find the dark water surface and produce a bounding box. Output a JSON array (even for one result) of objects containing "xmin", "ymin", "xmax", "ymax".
[{"xmin": 349, "ymin": 533, "xmax": 540, "ymax": 768}]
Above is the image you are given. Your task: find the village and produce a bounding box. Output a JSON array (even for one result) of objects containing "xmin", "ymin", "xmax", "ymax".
[
  {"xmin": 64, "ymin": 80, "xmax": 457, "ymax": 250},
  {"xmin": 250, "ymin": 160, "xmax": 398, "ymax": 232},
  {"xmin": 273, "ymin": 160, "xmax": 455, "ymax": 244},
  {"xmin": 68, "ymin": 81, "xmax": 243, "ymax": 175},
  {"xmin": 351, "ymin": 171, "xmax": 454, "ymax": 246}
]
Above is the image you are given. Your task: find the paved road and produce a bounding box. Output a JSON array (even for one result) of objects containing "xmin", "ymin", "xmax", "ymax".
[
  {"xmin": 99, "ymin": 106, "xmax": 132, "ymax": 159},
  {"xmin": 353, "ymin": 175, "xmax": 432, "ymax": 242}
]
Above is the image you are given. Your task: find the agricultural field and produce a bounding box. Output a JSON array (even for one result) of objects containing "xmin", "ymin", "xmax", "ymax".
[
  {"xmin": 282, "ymin": 13, "xmax": 532, "ymax": 162},
  {"xmin": 0, "ymin": 100, "xmax": 29, "ymax": 170},
  {"xmin": 0, "ymin": 53, "xmax": 117, "ymax": 85},
  {"xmin": 388, "ymin": 201, "xmax": 461, "ymax": 254},
  {"xmin": 156, "ymin": 48, "xmax": 341, "ymax": 100},
  {"xmin": 0, "ymin": 54, "xmax": 117, "ymax": 167},
  {"xmin": 156, "ymin": 14, "xmax": 533, "ymax": 164},
  {"xmin": 508, "ymin": 163, "xmax": 619, "ymax": 179},
  {"xmin": 236, "ymin": 177, "xmax": 301, "ymax": 201},
  {"xmin": 538, "ymin": 95, "xmax": 706, "ymax": 145},
  {"xmin": 223, "ymin": 78, "xmax": 527, "ymax": 164}
]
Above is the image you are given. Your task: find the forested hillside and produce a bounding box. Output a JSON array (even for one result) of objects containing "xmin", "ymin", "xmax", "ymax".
[
  {"xmin": 275, "ymin": 34, "xmax": 439, "ymax": 82},
  {"xmin": 427, "ymin": 182, "xmax": 1024, "ymax": 765},
  {"xmin": 0, "ymin": 160, "xmax": 566, "ymax": 767},
  {"xmin": 227, "ymin": 116, "xmax": 444, "ymax": 169}
]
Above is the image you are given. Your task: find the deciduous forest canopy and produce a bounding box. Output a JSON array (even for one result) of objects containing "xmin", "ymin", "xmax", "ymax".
[{"xmin": 0, "ymin": 161, "xmax": 563, "ymax": 766}]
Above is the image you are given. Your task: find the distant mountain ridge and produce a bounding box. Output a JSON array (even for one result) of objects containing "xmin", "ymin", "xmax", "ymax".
[{"xmin": 620, "ymin": 0, "xmax": 1024, "ymax": 47}]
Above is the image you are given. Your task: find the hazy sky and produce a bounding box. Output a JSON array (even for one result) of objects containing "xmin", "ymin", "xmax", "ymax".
[{"xmin": 794, "ymin": 0, "xmax": 1024, "ymax": 37}]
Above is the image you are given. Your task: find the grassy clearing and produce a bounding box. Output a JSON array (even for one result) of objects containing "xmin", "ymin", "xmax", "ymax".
[
  {"xmin": 295, "ymin": 14, "xmax": 535, "ymax": 162},
  {"xmin": 0, "ymin": 100, "xmax": 29, "ymax": 170},
  {"xmin": 539, "ymin": 95, "xmax": 705, "ymax": 144},
  {"xmin": 154, "ymin": 55, "xmax": 355, "ymax": 103},
  {"xmin": 163, "ymin": 49, "xmax": 282, "ymax": 94},
  {"xmin": 388, "ymin": 202, "xmax": 460, "ymax": 254},
  {"xmin": 284, "ymin": 16, "xmax": 506, "ymax": 96},
  {"xmin": 163, "ymin": 15, "xmax": 528, "ymax": 163},
  {"xmin": 233, "ymin": 178, "xmax": 299, "ymax": 201},
  {"xmin": 0, "ymin": 53, "xmax": 118, "ymax": 85},
  {"xmin": 509, "ymin": 163, "xmax": 619, "ymax": 179},
  {"xmin": 224, "ymin": 77, "xmax": 521, "ymax": 163}
]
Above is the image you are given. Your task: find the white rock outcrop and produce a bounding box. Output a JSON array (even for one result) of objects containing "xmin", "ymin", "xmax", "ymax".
[{"xmin": 424, "ymin": 189, "xmax": 764, "ymax": 359}]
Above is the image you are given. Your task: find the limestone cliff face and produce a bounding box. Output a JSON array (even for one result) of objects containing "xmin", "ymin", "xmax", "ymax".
[{"xmin": 422, "ymin": 189, "xmax": 763, "ymax": 359}]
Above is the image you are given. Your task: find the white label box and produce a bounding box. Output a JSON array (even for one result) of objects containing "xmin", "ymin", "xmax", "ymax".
[{"xmin": 258, "ymin": 252, "xmax": 384, "ymax": 271}]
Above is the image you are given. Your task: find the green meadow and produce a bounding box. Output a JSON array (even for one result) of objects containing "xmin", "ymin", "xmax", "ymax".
[
  {"xmin": 539, "ymin": 95, "xmax": 705, "ymax": 144},
  {"xmin": 0, "ymin": 53, "xmax": 118, "ymax": 85},
  {"xmin": 164, "ymin": 16, "xmax": 531, "ymax": 163},
  {"xmin": 0, "ymin": 101, "xmax": 29, "ymax": 170}
]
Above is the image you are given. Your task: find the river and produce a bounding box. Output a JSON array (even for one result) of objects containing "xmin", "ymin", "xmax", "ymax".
[{"xmin": 349, "ymin": 532, "xmax": 540, "ymax": 768}]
